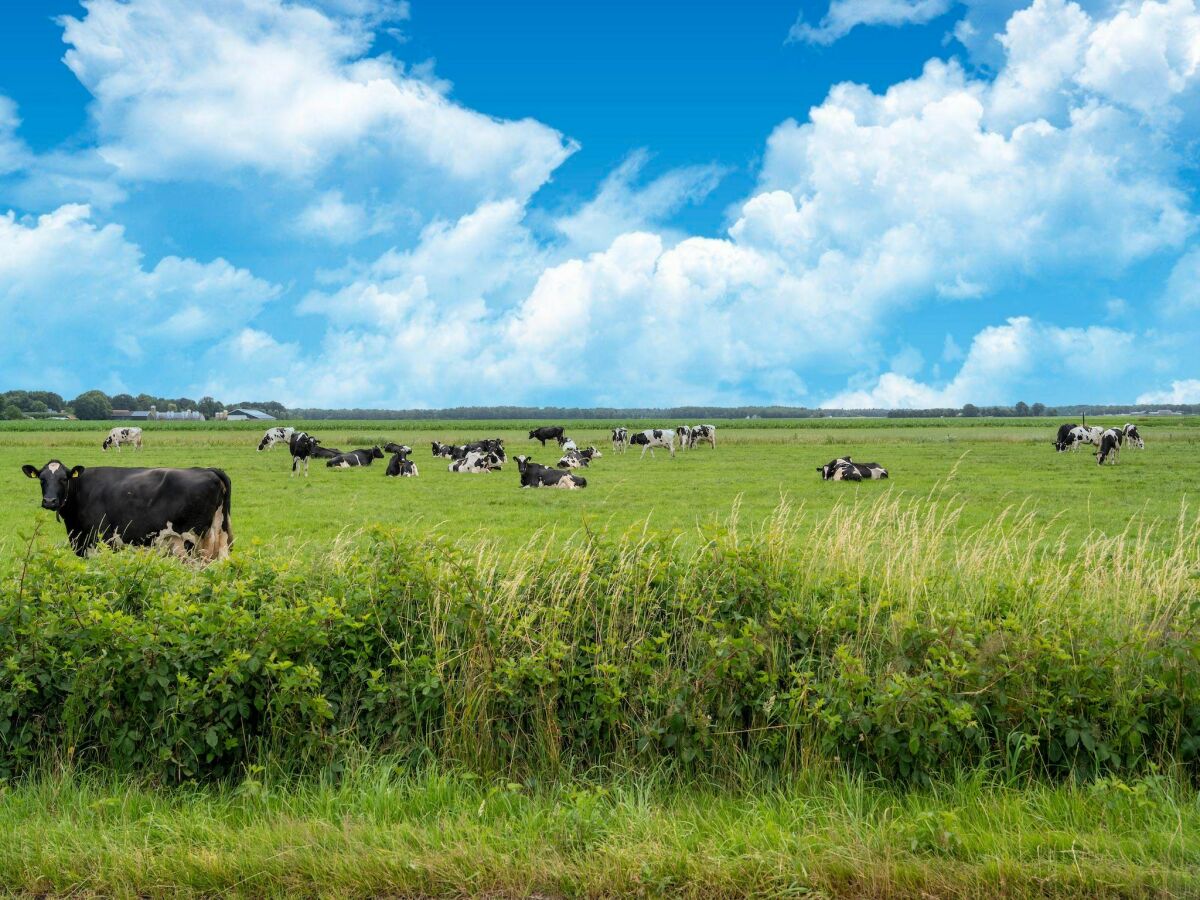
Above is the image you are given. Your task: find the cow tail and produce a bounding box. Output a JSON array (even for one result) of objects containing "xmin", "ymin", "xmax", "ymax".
[{"xmin": 212, "ymin": 467, "xmax": 234, "ymax": 549}]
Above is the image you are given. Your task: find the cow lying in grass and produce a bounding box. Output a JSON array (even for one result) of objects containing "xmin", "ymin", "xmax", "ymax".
[
  {"xmin": 384, "ymin": 443, "xmax": 418, "ymax": 477},
  {"xmin": 817, "ymin": 457, "xmax": 888, "ymax": 481},
  {"xmin": 557, "ymin": 447, "xmax": 601, "ymax": 468},
  {"xmin": 517, "ymin": 455, "xmax": 586, "ymax": 489},
  {"xmin": 326, "ymin": 447, "xmax": 384, "ymax": 468},
  {"xmin": 449, "ymin": 450, "xmax": 504, "ymax": 473}
]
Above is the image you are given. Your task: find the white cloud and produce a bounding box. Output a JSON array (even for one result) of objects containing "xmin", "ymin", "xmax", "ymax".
[
  {"xmin": 553, "ymin": 150, "xmax": 725, "ymax": 253},
  {"xmin": 59, "ymin": 0, "xmax": 575, "ymax": 209},
  {"xmin": 1136, "ymin": 379, "xmax": 1200, "ymax": 403},
  {"xmin": 0, "ymin": 204, "xmax": 279, "ymax": 392},
  {"xmin": 295, "ymin": 190, "xmax": 389, "ymax": 243},
  {"xmin": 823, "ymin": 316, "xmax": 1137, "ymax": 407},
  {"xmin": 789, "ymin": 0, "xmax": 954, "ymax": 45}
]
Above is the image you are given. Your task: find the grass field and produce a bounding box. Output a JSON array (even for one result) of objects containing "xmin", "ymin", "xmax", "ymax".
[
  {"xmin": 1, "ymin": 416, "xmax": 1197, "ymax": 896},
  {"xmin": 3, "ymin": 416, "xmax": 1197, "ymax": 558}
]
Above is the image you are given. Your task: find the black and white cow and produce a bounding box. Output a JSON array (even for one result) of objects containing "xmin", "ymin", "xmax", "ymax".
[
  {"xmin": 528, "ymin": 426, "xmax": 566, "ymax": 446},
  {"xmin": 560, "ymin": 439, "xmax": 578, "ymax": 453},
  {"xmin": 517, "ymin": 455, "xmax": 587, "ymax": 489},
  {"xmin": 817, "ymin": 457, "xmax": 888, "ymax": 480},
  {"xmin": 675, "ymin": 426, "xmax": 692, "ymax": 451},
  {"xmin": 326, "ymin": 447, "xmax": 384, "ymax": 468},
  {"xmin": 310, "ymin": 444, "xmax": 343, "ymax": 459},
  {"xmin": 557, "ymin": 446, "xmax": 600, "ymax": 468},
  {"xmin": 102, "ymin": 427, "xmax": 143, "ymax": 452},
  {"xmin": 629, "ymin": 429, "xmax": 675, "ymax": 458},
  {"xmin": 384, "ymin": 444, "xmax": 418, "ymax": 477},
  {"xmin": 1121, "ymin": 423, "xmax": 1145, "ymax": 449},
  {"xmin": 22, "ymin": 460, "xmax": 232, "ymax": 561},
  {"xmin": 288, "ymin": 431, "xmax": 321, "ymax": 477},
  {"xmin": 432, "ymin": 441, "xmax": 469, "ymax": 460},
  {"xmin": 1053, "ymin": 423, "xmax": 1079, "ymax": 452},
  {"xmin": 611, "ymin": 427, "xmax": 629, "ymax": 452},
  {"xmin": 689, "ymin": 424, "xmax": 716, "ymax": 449},
  {"xmin": 257, "ymin": 426, "xmax": 294, "ymax": 451},
  {"xmin": 449, "ymin": 450, "xmax": 504, "ymax": 473},
  {"xmin": 465, "ymin": 438, "xmax": 506, "ymax": 461},
  {"xmin": 1096, "ymin": 429, "xmax": 1122, "ymax": 465}
]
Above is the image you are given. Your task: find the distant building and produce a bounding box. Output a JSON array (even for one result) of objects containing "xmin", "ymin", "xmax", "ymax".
[
  {"xmin": 225, "ymin": 408, "xmax": 276, "ymax": 421},
  {"xmin": 117, "ymin": 407, "xmax": 205, "ymax": 421}
]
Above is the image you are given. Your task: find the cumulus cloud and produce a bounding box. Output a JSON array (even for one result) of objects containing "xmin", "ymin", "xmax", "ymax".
[
  {"xmin": 0, "ymin": 204, "xmax": 279, "ymax": 393},
  {"xmin": 59, "ymin": 0, "xmax": 575, "ymax": 211},
  {"xmin": 553, "ymin": 150, "xmax": 726, "ymax": 253},
  {"xmin": 1137, "ymin": 379, "xmax": 1200, "ymax": 403},
  {"xmin": 823, "ymin": 317, "xmax": 1137, "ymax": 407},
  {"xmin": 789, "ymin": 0, "xmax": 954, "ymax": 45}
]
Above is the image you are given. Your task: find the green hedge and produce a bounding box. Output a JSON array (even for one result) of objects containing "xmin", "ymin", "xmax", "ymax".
[{"xmin": 0, "ymin": 515, "xmax": 1196, "ymax": 782}]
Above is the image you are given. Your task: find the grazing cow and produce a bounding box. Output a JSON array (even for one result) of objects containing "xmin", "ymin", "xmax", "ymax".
[
  {"xmin": 1121, "ymin": 424, "xmax": 1145, "ymax": 449},
  {"xmin": 629, "ymin": 429, "xmax": 675, "ymax": 458},
  {"xmin": 288, "ymin": 431, "xmax": 321, "ymax": 477},
  {"xmin": 517, "ymin": 455, "xmax": 587, "ymax": 489},
  {"xmin": 1053, "ymin": 423, "xmax": 1079, "ymax": 452},
  {"xmin": 528, "ymin": 426, "xmax": 566, "ymax": 446},
  {"xmin": 1077, "ymin": 426, "xmax": 1103, "ymax": 448},
  {"xmin": 384, "ymin": 444, "xmax": 418, "ymax": 478},
  {"xmin": 22, "ymin": 460, "xmax": 232, "ymax": 561},
  {"xmin": 327, "ymin": 447, "xmax": 384, "ymax": 468},
  {"xmin": 675, "ymin": 426, "xmax": 691, "ymax": 451},
  {"xmin": 1096, "ymin": 429, "xmax": 1122, "ymax": 465},
  {"xmin": 449, "ymin": 450, "xmax": 504, "ymax": 473},
  {"xmin": 612, "ymin": 427, "xmax": 629, "ymax": 452},
  {"xmin": 257, "ymin": 426, "xmax": 294, "ymax": 451},
  {"xmin": 817, "ymin": 457, "xmax": 888, "ymax": 480},
  {"xmin": 102, "ymin": 427, "xmax": 143, "ymax": 452},
  {"xmin": 691, "ymin": 424, "xmax": 717, "ymax": 449}
]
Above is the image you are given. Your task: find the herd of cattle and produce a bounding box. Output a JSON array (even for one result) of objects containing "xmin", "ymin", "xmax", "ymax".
[
  {"xmin": 19, "ymin": 420, "xmax": 1150, "ymax": 563},
  {"xmin": 1053, "ymin": 422, "xmax": 1145, "ymax": 464}
]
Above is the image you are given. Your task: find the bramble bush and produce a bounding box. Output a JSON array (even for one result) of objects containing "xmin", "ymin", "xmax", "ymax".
[{"xmin": 0, "ymin": 497, "xmax": 1196, "ymax": 782}]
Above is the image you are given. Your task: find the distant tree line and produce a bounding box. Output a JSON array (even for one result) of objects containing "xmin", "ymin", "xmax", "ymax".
[{"xmin": 3, "ymin": 390, "xmax": 1199, "ymax": 421}]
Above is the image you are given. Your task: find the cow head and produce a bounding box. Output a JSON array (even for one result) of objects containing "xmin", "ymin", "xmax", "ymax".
[
  {"xmin": 818, "ymin": 457, "xmax": 851, "ymax": 480},
  {"xmin": 1123, "ymin": 424, "xmax": 1144, "ymax": 448},
  {"xmin": 370, "ymin": 446, "xmax": 384, "ymax": 459},
  {"xmin": 22, "ymin": 461, "xmax": 84, "ymax": 511},
  {"xmin": 527, "ymin": 430, "xmax": 538, "ymax": 440},
  {"xmin": 101, "ymin": 434, "xmax": 114, "ymax": 451},
  {"xmin": 516, "ymin": 455, "xmax": 531, "ymax": 474}
]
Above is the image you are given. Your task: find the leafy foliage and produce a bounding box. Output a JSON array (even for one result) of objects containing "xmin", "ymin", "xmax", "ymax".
[{"xmin": 0, "ymin": 506, "xmax": 1195, "ymax": 783}]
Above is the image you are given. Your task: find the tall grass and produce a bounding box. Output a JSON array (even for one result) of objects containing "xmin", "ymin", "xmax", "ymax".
[{"xmin": 0, "ymin": 493, "xmax": 1196, "ymax": 783}]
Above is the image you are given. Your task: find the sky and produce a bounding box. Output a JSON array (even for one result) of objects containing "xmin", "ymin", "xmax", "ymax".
[{"xmin": 0, "ymin": 0, "xmax": 1198, "ymax": 409}]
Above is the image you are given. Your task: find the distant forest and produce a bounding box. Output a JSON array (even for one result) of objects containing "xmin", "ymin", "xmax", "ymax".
[{"xmin": 2, "ymin": 389, "xmax": 1198, "ymax": 421}]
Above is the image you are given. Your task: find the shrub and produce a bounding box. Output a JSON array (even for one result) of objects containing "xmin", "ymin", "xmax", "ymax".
[{"xmin": 0, "ymin": 498, "xmax": 1196, "ymax": 782}]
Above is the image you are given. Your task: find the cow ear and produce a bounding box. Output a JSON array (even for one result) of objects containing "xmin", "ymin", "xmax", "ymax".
[
  {"xmin": 21, "ymin": 464, "xmax": 39, "ymax": 479},
  {"xmin": 70, "ymin": 465, "xmax": 85, "ymax": 478}
]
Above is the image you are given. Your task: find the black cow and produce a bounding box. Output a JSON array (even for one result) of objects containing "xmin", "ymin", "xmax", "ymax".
[
  {"xmin": 528, "ymin": 426, "xmax": 565, "ymax": 446},
  {"xmin": 384, "ymin": 444, "xmax": 418, "ymax": 477},
  {"xmin": 327, "ymin": 447, "xmax": 384, "ymax": 468},
  {"xmin": 1053, "ymin": 423, "xmax": 1080, "ymax": 452},
  {"xmin": 288, "ymin": 431, "xmax": 320, "ymax": 477},
  {"xmin": 22, "ymin": 460, "xmax": 232, "ymax": 561},
  {"xmin": 432, "ymin": 441, "xmax": 469, "ymax": 459},
  {"xmin": 516, "ymin": 455, "xmax": 586, "ymax": 489},
  {"xmin": 310, "ymin": 444, "xmax": 343, "ymax": 459}
]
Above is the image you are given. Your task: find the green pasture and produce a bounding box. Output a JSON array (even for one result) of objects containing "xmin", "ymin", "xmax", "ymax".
[{"xmin": 1, "ymin": 417, "xmax": 1196, "ymax": 560}]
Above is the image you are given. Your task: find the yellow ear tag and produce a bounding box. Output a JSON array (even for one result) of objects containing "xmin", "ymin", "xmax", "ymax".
[{"xmin": 71, "ymin": 470, "xmax": 80, "ymax": 478}]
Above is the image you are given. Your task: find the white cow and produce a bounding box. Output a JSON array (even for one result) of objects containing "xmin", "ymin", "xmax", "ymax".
[
  {"xmin": 102, "ymin": 427, "xmax": 143, "ymax": 452},
  {"xmin": 630, "ymin": 429, "xmax": 675, "ymax": 458}
]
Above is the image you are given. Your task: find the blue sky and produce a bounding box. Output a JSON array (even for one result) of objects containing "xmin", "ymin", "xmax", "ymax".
[{"xmin": 1, "ymin": 0, "xmax": 1198, "ymax": 408}]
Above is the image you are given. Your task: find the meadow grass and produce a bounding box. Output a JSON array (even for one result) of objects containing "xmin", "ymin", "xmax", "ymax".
[
  {"xmin": 0, "ymin": 418, "xmax": 1197, "ymax": 895},
  {"xmin": 2, "ymin": 416, "xmax": 1197, "ymax": 559},
  {"xmin": 0, "ymin": 762, "xmax": 1195, "ymax": 898}
]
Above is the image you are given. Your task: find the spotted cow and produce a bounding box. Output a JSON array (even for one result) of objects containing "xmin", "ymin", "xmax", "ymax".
[
  {"xmin": 517, "ymin": 455, "xmax": 586, "ymax": 489},
  {"xmin": 102, "ymin": 427, "xmax": 143, "ymax": 452},
  {"xmin": 629, "ymin": 429, "xmax": 675, "ymax": 458},
  {"xmin": 384, "ymin": 444, "xmax": 418, "ymax": 477},
  {"xmin": 257, "ymin": 426, "xmax": 294, "ymax": 452},
  {"xmin": 449, "ymin": 450, "xmax": 504, "ymax": 473},
  {"xmin": 611, "ymin": 427, "xmax": 629, "ymax": 452},
  {"xmin": 326, "ymin": 447, "xmax": 384, "ymax": 468}
]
